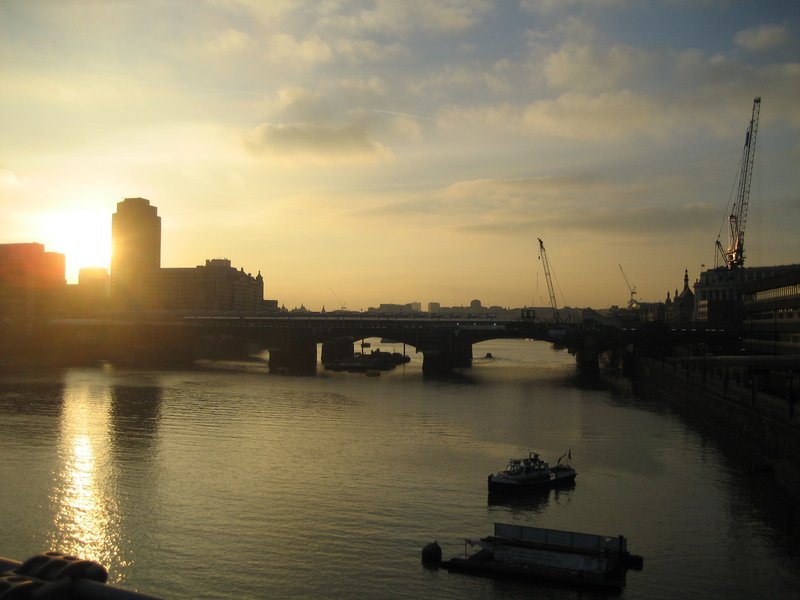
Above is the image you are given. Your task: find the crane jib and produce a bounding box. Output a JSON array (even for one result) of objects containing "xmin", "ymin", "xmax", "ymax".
[{"xmin": 716, "ymin": 97, "xmax": 761, "ymax": 271}]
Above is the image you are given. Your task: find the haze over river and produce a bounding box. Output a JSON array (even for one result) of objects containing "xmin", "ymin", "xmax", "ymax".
[{"xmin": 1, "ymin": 339, "xmax": 798, "ymax": 599}]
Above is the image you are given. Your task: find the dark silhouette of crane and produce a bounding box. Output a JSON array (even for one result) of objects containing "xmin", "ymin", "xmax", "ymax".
[
  {"xmin": 716, "ymin": 97, "xmax": 761, "ymax": 270},
  {"xmin": 618, "ymin": 264, "xmax": 638, "ymax": 309},
  {"xmin": 538, "ymin": 237, "xmax": 559, "ymax": 322}
]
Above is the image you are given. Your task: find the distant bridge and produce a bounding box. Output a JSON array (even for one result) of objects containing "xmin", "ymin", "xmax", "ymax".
[
  {"xmin": 182, "ymin": 314, "xmax": 567, "ymax": 374},
  {"xmin": 30, "ymin": 312, "xmax": 738, "ymax": 374}
]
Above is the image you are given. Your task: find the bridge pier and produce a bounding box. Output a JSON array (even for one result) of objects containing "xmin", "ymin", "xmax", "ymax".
[
  {"xmin": 575, "ymin": 333, "xmax": 599, "ymax": 375},
  {"xmin": 268, "ymin": 330, "xmax": 317, "ymax": 375},
  {"xmin": 321, "ymin": 337, "xmax": 354, "ymax": 365},
  {"xmin": 421, "ymin": 343, "xmax": 473, "ymax": 374}
]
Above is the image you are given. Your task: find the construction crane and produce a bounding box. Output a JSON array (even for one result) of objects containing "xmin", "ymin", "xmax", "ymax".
[
  {"xmin": 329, "ymin": 288, "xmax": 346, "ymax": 311},
  {"xmin": 716, "ymin": 97, "xmax": 761, "ymax": 270},
  {"xmin": 537, "ymin": 238, "xmax": 559, "ymax": 321},
  {"xmin": 618, "ymin": 264, "xmax": 638, "ymax": 310}
]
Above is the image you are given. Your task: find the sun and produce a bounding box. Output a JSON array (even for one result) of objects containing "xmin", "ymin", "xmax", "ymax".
[{"xmin": 38, "ymin": 210, "xmax": 111, "ymax": 284}]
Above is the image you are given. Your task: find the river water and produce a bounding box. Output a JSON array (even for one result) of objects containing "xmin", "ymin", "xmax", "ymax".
[{"xmin": 1, "ymin": 339, "xmax": 798, "ymax": 599}]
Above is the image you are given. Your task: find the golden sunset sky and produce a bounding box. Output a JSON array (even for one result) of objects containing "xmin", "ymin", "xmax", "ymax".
[{"xmin": 2, "ymin": 1, "xmax": 799, "ymax": 310}]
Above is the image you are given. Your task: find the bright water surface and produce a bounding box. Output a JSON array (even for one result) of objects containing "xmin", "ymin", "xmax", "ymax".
[{"xmin": 1, "ymin": 339, "xmax": 799, "ymax": 599}]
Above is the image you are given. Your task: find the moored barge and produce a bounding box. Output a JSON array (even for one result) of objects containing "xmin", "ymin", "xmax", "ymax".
[{"xmin": 439, "ymin": 522, "xmax": 643, "ymax": 590}]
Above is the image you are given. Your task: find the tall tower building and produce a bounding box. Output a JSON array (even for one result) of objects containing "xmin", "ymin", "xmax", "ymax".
[{"xmin": 111, "ymin": 197, "xmax": 161, "ymax": 309}]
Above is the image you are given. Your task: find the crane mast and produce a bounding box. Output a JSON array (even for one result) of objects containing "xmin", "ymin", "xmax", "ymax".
[
  {"xmin": 538, "ymin": 238, "xmax": 558, "ymax": 319},
  {"xmin": 618, "ymin": 264, "xmax": 637, "ymax": 309},
  {"xmin": 716, "ymin": 97, "xmax": 761, "ymax": 270}
]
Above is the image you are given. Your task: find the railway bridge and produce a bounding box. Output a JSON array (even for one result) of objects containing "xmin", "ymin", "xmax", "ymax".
[
  {"xmin": 181, "ymin": 314, "xmax": 575, "ymax": 374},
  {"xmin": 26, "ymin": 313, "xmax": 738, "ymax": 375}
]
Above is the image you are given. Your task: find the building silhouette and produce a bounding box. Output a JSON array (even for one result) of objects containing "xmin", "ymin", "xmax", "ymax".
[
  {"xmin": 694, "ymin": 264, "xmax": 800, "ymax": 327},
  {"xmin": 159, "ymin": 259, "xmax": 264, "ymax": 312},
  {"xmin": 742, "ymin": 267, "xmax": 800, "ymax": 355},
  {"xmin": 665, "ymin": 269, "xmax": 695, "ymax": 324},
  {"xmin": 0, "ymin": 243, "xmax": 65, "ymax": 321},
  {"xmin": 109, "ymin": 197, "xmax": 266, "ymax": 312},
  {"xmin": 111, "ymin": 197, "xmax": 161, "ymax": 310},
  {"xmin": 72, "ymin": 267, "xmax": 111, "ymax": 314}
]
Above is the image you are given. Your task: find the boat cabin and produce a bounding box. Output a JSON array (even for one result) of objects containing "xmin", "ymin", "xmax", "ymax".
[{"xmin": 504, "ymin": 453, "xmax": 549, "ymax": 476}]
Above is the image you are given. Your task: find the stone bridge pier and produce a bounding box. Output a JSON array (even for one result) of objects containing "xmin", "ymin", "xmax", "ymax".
[
  {"xmin": 416, "ymin": 332, "xmax": 474, "ymax": 374},
  {"xmin": 266, "ymin": 329, "xmax": 317, "ymax": 375},
  {"xmin": 573, "ymin": 330, "xmax": 600, "ymax": 375},
  {"xmin": 320, "ymin": 336, "xmax": 355, "ymax": 364}
]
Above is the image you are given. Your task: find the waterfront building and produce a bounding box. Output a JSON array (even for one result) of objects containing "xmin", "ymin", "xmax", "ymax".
[
  {"xmin": 695, "ymin": 264, "xmax": 800, "ymax": 328},
  {"xmin": 0, "ymin": 243, "xmax": 65, "ymax": 321},
  {"xmin": 742, "ymin": 267, "xmax": 800, "ymax": 355},
  {"xmin": 111, "ymin": 197, "xmax": 161, "ymax": 310},
  {"xmin": 157, "ymin": 259, "xmax": 264, "ymax": 312},
  {"xmin": 108, "ymin": 198, "xmax": 269, "ymax": 313}
]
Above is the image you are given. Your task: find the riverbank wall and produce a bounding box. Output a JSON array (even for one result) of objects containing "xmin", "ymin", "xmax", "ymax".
[{"xmin": 625, "ymin": 355, "xmax": 800, "ymax": 497}]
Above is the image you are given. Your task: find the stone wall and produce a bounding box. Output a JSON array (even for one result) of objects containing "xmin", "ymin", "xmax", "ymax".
[{"xmin": 630, "ymin": 356, "xmax": 800, "ymax": 495}]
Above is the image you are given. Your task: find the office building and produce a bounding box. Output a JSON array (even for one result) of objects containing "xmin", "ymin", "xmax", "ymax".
[
  {"xmin": 742, "ymin": 267, "xmax": 800, "ymax": 355},
  {"xmin": 158, "ymin": 259, "xmax": 264, "ymax": 312},
  {"xmin": 695, "ymin": 264, "xmax": 800, "ymax": 327},
  {"xmin": 111, "ymin": 197, "xmax": 161, "ymax": 309},
  {"xmin": 0, "ymin": 243, "xmax": 65, "ymax": 321}
]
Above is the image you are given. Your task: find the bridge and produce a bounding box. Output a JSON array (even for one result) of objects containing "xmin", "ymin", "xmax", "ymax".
[
  {"xmin": 22, "ymin": 311, "xmax": 738, "ymax": 375},
  {"xmin": 183, "ymin": 314, "xmax": 570, "ymax": 374}
]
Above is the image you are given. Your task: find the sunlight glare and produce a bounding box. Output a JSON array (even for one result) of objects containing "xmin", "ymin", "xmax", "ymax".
[
  {"xmin": 38, "ymin": 210, "xmax": 111, "ymax": 283},
  {"xmin": 49, "ymin": 384, "xmax": 130, "ymax": 578}
]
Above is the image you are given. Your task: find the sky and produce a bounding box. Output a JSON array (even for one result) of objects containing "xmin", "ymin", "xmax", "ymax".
[{"xmin": 2, "ymin": 0, "xmax": 799, "ymax": 311}]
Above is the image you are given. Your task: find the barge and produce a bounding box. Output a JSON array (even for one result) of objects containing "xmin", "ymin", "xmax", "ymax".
[{"xmin": 436, "ymin": 522, "xmax": 643, "ymax": 590}]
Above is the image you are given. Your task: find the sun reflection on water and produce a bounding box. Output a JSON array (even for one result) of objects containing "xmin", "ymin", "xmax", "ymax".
[{"xmin": 47, "ymin": 385, "xmax": 131, "ymax": 578}]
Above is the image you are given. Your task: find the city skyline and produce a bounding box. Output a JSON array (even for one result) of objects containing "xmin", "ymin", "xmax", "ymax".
[{"xmin": 2, "ymin": 1, "xmax": 800, "ymax": 310}]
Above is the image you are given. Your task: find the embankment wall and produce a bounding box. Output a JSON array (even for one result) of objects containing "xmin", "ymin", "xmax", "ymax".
[{"xmin": 629, "ymin": 356, "xmax": 800, "ymax": 495}]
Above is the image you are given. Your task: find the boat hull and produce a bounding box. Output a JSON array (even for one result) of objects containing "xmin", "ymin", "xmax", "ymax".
[{"xmin": 442, "ymin": 551, "xmax": 626, "ymax": 590}]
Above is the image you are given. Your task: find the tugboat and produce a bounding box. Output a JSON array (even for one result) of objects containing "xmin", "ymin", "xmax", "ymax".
[{"xmin": 487, "ymin": 450, "xmax": 576, "ymax": 493}]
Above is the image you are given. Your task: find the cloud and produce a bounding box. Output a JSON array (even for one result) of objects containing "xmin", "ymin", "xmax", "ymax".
[
  {"xmin": 340, "ymin": 174, "xmax": 717, "ymax": 244},
  {"xmin": 436, "ymin": 89, "xmax": 679, "ymax": 143},
  {"xmin": 672, "ymin": 51, "xmax": 800, "ymax": 130},
  {"xmin": 525, "ymin": 15, "xmax": 599, "ymax": 48},
  {"xmin": 264, "ymin": 33, "xmax": 333, "ymax": 66},
  {"xmin": 208, "ymin": 28, "xmax": 256, "ymax": 54},
  {"xmin": 263, "ymin": 86, "xmax": 332, "ymax": 122},
  {"xmin": 245, "ymin": 81, "xmax": 427, "ymax": 161},
  {"xmin": 543, "ymin": 43, "xmax": 652, "ymax": 92},
  {"xmin": 319, "ymin": 0, "xmax": 491, "ymax": 35},
  {"xmin": 522, "ymin": 91, "xmax": 667, "ymax": 140},
  {"xmin": 521, "ymin": 0, "xmax": 631, "ymax": 15},
  {"xmin": 408, "ymin": 59, "xmax": 518, "ymax": 99},
  {"xmin": 243, "ymin": 121, "xmax": 392, "ymax": 163},
  {"xmin": 436, "ymin": 103, "xmax": 520, "ymax": 132},
  {"xmin": 333, "ymin": 38, "xmax": 407, "ymax": 63},
  {"xmin": 452, "ymin": 198, "xmax": 717, "ymax": 240},
  {"xmin": 734, "ymin": 24, "xmax": 791, "ymax": 52},
  {"xmin": 542, "ymin": 203, "xmax": 718, "ymax": 235}
]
